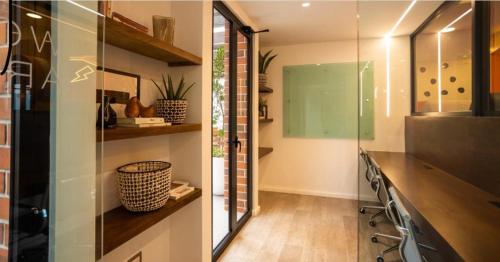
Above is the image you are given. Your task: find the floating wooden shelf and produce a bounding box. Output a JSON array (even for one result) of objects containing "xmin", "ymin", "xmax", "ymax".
[
  {"xmin": 259, "ymin": 118, "xmax": 274, "ymax": 123},
  {"xmin": 259, "ymin": 147, "xmax": 273, "ymax": 159},
  {"xmin": 99, "ymin": 17, "xmax": 202, "ymax": 66},
  {"xmin": 259, "ymin": 86, "xmax": 273, "ymax": 93},
  {"xmin": 97, "ymin": 123, "xmax": 201, "ymax": 142},
  {"xmin": 96, "ymin": 188, "xmax": 202, "ymax": 259}
]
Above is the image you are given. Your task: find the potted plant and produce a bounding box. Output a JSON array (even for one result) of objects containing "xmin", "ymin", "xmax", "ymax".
[
  {"xmin": 259, "ymin": 50, "xmax": 277, "ymax": 87},
  {"xmin": 152, "ymin": 74, "xmax": 195, "ymax": 124}
]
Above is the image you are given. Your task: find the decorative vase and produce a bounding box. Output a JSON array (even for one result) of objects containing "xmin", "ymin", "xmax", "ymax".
[
  {"xmin": 152, "ymin": 15, "xmax": 175, "ymax": 45},
  {"xmin": 156, "ymin": 99, "xmax": 188, "ymax": 124},
  {"xmin": 97, "ymin": 96, "xmax": 117, "ymax": 129},
  {"xmin": 259, "ymin": 73, "xmax": 267, "ymax": 87}
]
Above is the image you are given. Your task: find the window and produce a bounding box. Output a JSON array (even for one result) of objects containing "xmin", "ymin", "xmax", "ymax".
[{"xmin": 412, "ymin": 1, "xmax": 473, "ymax": 114}]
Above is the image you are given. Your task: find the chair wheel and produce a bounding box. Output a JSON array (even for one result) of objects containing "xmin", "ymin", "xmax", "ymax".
[
  {"xmin": 369, "ymin": 220, "xmax": 376, "ymax": 227},
  {"xmin": 371, "ymin": 236, "xmax": 378, "ymax": 243},
  {"xmin": 376, "ymin": 256, "xmax": 384, "ymax": 262},
  {"xmin": 359, "ymin": 208, "xmax": 366, "ymax": 214}
]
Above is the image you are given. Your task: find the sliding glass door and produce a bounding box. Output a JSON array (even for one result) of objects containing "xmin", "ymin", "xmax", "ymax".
[{"xmin": 212, "ymin": 1, "xmax": 253, "ymax": 259}]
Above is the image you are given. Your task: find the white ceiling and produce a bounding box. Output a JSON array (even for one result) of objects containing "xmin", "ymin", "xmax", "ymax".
[{"xmin": 237, "ymin": 1, "xmax": 443, "ymax": 47}]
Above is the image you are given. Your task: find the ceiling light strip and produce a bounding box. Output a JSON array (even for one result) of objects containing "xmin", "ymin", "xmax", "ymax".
[
  {"xmin": 388, "ymin": 0, "xmax": 417, "ymax": 36},
  {"xmin": 441, "ymin": 8, "xmax": 472, "ymax": 32}
]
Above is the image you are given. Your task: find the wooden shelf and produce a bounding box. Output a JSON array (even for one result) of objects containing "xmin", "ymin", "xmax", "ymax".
[
  {"xmin": 259, "ymin": 86, "xmax": 273, "ymax": 93},
  {"xmin": 99, "ymin": 17, "xmax": 202, "ymax": 66},
  {"xmin": 259, "ymin": 147, "xmax": 273, "ymax": 159},
  {"xmin": 97, "ymin": 123, "xmax": 201, "ymax": 142},
  {"xmin": 259, "ymin": 118, "xmax": 274, "ymax": 123},
  {"xmin": 96, "ymin": 188, "xmax": 202, "ymax": 259}
]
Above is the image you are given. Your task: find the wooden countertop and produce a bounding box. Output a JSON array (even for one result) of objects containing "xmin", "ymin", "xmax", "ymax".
[{"xmin": 367, "ymin": 151, "xmax": 500, "ymax": 262}]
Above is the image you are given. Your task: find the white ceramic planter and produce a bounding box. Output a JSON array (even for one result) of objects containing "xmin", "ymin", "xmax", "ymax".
[{"xmin": 212, "ymin": 157, "xmax": 224, "ymax": 195}]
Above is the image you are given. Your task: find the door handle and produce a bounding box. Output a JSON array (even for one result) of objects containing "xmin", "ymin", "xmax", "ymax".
[
  {"xmin": 1, "ymin": 0, "xmax": 12, "ymax": 75},
  {"xmin": 233, "ymin": 136, "xmax": 242, "ymax": 153}
]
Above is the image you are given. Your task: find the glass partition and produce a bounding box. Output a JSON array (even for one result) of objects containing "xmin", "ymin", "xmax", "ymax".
[
  {"xmin": 490, "ymin": 1, "xmax": 500, "ymax": 112},
  {"xmin": 413, "ymin": 1, "xmax": 472, "ymax": 113}
]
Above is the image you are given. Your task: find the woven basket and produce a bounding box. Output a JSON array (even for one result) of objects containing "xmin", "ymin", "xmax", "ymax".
[
  {"xmin": 116, "ymin": 161, "xmax": 172, "ymax": 212},
  {"xmin": 156, "ymin": 99, "xmax": 188, "ymax": 124}
]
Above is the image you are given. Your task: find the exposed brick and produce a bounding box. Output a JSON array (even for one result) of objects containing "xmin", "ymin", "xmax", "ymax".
[
  {"xmin": 0, "ymin": 148, "xmax": 9, "ymax": 170},
  {"xmin": 0, "ymin": 125, "xmax": 5, "ymax": 145},
  {"xmin": 0, "ymin": 98, "xmax": 9, "ymax": 120},
  {"xmin": 0, "ymin": 173, "xmax": 4, "ymax": 194},
  {"xmin": 0, "ymin": 199, "xmax": 8, "ymax": 220}
]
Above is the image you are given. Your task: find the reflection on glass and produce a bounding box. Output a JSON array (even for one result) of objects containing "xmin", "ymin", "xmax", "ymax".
[
  {"xmin": 490, "ymin": 2, "xmax": 500, "ymax": 111},
  {"xmin": 212, "ymin": 9, "xmax": 229, "ymax": 249},
  {"xmin": 414, "ymin": 1, "xmax": 472, "ymax": 113}
]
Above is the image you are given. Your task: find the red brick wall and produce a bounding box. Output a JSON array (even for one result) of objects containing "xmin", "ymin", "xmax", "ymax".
[
  {"xmin": 0, "ymin": 22, "xmax": 10, "ymax": 261},
  {"xmin": 223, "ymin": 26, "xmax": 249, "ymax": 214}
]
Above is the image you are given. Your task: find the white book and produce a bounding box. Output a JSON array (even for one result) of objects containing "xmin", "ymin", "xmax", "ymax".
[
  {"xmin": 117, "ymin": 123, "xmax": 169, "ymax": 128},
  {"xmin": 170, "ymin": 186, "xmax": 195, "ymax": 200},
  {"xmin": 117, "ymin": 117, "xmax": 165, "ymax": 124}
]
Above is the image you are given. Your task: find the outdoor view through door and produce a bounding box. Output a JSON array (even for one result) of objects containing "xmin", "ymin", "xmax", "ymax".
[{"xmin": 212, "ymin": 2, "xmax": 253, "ymax": 259}]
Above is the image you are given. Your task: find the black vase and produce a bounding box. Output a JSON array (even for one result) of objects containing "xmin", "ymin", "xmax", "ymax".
[{"xmin": 97, "ymin": 96, "xmax": 117, "ymax": 129}]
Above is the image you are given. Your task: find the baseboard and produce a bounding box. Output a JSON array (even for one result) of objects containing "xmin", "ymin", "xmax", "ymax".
[
  {"xmin": 252, "ymin": 206, "xmax": 261, "ymax": 216},
  {"xmin": 259, "ymin": 185, "xmax": 378, "ymax": 202}
]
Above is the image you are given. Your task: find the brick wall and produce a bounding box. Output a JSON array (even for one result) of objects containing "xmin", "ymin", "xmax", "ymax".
[
  {"xmin": 223, "ymin": 26, "xmax": 249, "ymax": 214},
  {"xmin": 0, "ymin": 22, "xmax": 10, "ymax": 261}
]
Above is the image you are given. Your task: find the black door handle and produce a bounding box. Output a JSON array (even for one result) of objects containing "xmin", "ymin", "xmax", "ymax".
[
  {"xmin": 1, "ymin": 0, "xmax": 12, "ymax": 75},
  {"xmin": 233, "ymin": 136, "xmax": 242, "ymax": 152}
]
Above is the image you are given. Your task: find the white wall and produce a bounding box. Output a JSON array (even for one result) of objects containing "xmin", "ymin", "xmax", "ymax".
[{"xmin": 260, "ymin": 36, "xmax": 410, "ymax": 200}]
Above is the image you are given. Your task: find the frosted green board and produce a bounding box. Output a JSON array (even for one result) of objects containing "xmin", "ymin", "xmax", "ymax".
[{"xmin": 283, "ymin": 62, "xmax": 374, "ymax": 139}]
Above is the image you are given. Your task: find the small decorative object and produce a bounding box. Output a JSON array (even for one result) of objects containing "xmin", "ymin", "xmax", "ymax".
[
  {"xmin": 259, "ymin": 97, "xmax": 268, "ymax": 119},
  {"xmin": 112, "ymin": 12, "xmax": 149, "ymax": 33},
  {"xmin": 97, "ymin": 96, "xmax": 117, "ymax": 129},
  {"xmin": 152, "ymin": 15, "xmax": 175, "ymax": 45},
  {"xmin": 125, "ymin": 97, "xmax": 141, "ymax": 118},
  {"xmin": 419, "ymin": 67, "xmax": 426, "ymax": 73},
  {"xmin": 441, "ymin": 90, "xmax": 449, "ymax": 95},
  {"xmin": 430, "ymin": 78, "xmax": 437, "ymax": 84},
  {"xmin": 450, "ymin": 76, "xmax": 456, "ymax": 83},
  {"xmin": 424, "ymin": 91, "xmax": 431, "ymax": 97},
  {"xmin": 458, "ymin": 87, "xmax": 465, "ymax": 93},
  {"xmin": 442, "ymin": 62, "xmax": 449, "ymax": 69},
  {"xmin": 140, "ymin": 104, "xmax": 155, "ymax": 117},
  {"xmin": 152, "ymin": 75, "xmax": 195, "ymax": 124},
  {"xmin": 116, "ymin": 161, "xmax": 172, "ymax": 212},
  {"xmin": 259, "ymin": 50, "xmax": 277, "ymax": 87}
]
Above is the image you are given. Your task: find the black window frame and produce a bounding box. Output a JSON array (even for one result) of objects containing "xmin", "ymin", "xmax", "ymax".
[{"xmin": 410, "ymin": 1, "xmax": 498, "ymax": 116}]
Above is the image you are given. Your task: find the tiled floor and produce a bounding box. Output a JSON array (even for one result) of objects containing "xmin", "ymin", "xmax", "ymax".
[{"xmin": 218, "ymin": 191, "xmax": 401, "ymax": 262}]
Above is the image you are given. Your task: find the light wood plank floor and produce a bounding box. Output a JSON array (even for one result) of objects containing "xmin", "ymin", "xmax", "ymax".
[{"xmin": 218, "ymin": 191, "xmax": 401, "ymax": 262}]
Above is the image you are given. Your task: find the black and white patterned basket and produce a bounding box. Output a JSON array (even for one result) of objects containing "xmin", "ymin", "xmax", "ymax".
[
  {"xmin": 156, "ymin": 99, "xmax": 188, "ymax": 124},
  {"xmin": 116, "ymin": 161, "xmax": 172, "ymax": 212}
]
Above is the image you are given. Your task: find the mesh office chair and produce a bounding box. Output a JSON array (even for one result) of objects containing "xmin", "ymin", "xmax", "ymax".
[
  {"xmin": 372, "ymin": 187, "xmax": 436, "ymax": 262},
  {"xmin": 359, "ymin": 151, "xmax": 390, "ymax": 227}
]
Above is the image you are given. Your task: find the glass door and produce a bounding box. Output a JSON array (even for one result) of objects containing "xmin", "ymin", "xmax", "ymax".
[
  {"xmin": 3, "ymin": 1, "xmax": 104, "ymax": 261},
  {"xmin": 212, "ymin": 1, "xmax": 252, "ymax": 259}
]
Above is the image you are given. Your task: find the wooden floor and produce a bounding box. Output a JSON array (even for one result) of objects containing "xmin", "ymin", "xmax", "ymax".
[{"xmin": 218, "ymin": 191, "xmax": 401, "ymax": 262}]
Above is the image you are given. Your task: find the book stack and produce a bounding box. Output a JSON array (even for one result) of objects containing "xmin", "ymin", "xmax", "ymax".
[
  {"xmin": 117, "ymin": 117, "xmax": 171, "ymax": 128},
  {"xmin": 170, "ymin": 181, "xmax": 195, "ymax": 200}
]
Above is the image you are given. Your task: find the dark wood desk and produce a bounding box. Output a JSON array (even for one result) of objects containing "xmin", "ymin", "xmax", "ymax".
[{"xmin": 368, "ymin": 151, "xmax": 500, "ymax": 262}]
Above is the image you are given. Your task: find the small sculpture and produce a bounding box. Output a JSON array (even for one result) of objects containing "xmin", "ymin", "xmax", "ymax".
[
  {"xmin": 125, "ymin": 96, "xmax": 156, "ymax": 118},
  {"xmin": 97, "ymin": 96, "xmax": 117, "ymax": 129}
]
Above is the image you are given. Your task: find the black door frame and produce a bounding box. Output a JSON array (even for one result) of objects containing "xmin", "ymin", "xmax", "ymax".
[{"xmin": 212, "ymin": 1, "xmax": 253, "ymax": 260}]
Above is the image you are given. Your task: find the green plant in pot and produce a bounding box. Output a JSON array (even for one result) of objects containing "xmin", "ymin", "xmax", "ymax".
[
  {"xmin": 152, "ymin": 74, "xmax": 195, "ymax": 124},
  {"xmin": 258, "ymin": 50, "xmax": 277, "ymax": 87}
]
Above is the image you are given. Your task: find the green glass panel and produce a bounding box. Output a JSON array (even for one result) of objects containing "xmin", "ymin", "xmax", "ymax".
[{"xmin": 283, "ymin": 62, "xmax": 374, "ymax": 139}]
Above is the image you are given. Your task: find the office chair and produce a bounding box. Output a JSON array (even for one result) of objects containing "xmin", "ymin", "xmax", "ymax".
[
  {"xmin": 359, "ymin": 153, "xmax": 390, "ymax": 227},
  {"xmin": 371, "ymin": 187, "xmax": 436, "ymax": 262}
]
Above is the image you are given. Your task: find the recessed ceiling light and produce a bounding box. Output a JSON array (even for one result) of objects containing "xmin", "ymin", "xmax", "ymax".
[
  {"xmin": 441, "ymin": 27, "xmax": 455, "ymax": 33},
  {"xmin": 26, "ymin": 13, "xmax": 42, "ymax": 19},
  {"xmin": 302, "ymin": 2, "xmax": 311, "ymax": 8}
]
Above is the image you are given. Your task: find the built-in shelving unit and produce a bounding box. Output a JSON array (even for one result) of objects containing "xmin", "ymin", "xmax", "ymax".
[
  {"xmin": 259, "ymin": 86, "xmax": 273, "ymax": 93},
  {"xmin": 99, "ymin": 17, "xmax": 202, "ymax": 66},
  {"xmin": 97, "ymin": 123, "xmax": 202, "ymax": 142},
  {"xmin": 259, "ymin": 118, "xmax": 273, "ymax": 123},
  {"xmin": 258, "ymin": 147, "xmax": 273, "ymax": 159},
  {"xmin": 95, "ymin": 188, "xmax": 202, "ymax": 259}
]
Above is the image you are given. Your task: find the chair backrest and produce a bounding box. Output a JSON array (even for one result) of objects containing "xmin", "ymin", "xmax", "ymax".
[
  {"xmin": 368, "ymin": 159, "xmax": 391, "ymax": 205},
  {"xmin": 359, "ymin": 148, "xmax": 372, "ymax": 182},
  {"xmin": 388, "ymin": 187, "xmax": 423, "ymax": 262}
]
